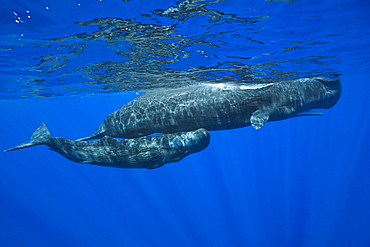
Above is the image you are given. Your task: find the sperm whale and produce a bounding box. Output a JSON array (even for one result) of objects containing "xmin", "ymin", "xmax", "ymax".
[
  {"xmin": 4, "ymin": 123, "xmax": 210, "ymax": 169},
  {"xmin": 77, "ymin": 77, "xmax": 342, "ymax": 141}
]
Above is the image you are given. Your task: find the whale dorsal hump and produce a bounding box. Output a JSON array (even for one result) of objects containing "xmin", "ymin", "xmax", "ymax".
[{"xmin": 250, "ymin": 109, "xmax": 270, "ymax": 130}]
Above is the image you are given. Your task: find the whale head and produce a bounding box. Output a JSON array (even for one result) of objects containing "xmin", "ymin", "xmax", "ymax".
[
  {"xmin": 151, "ymin": 128, "xmax": 210, "ymax": 169},
  {"xmin": 315, "ymin": 78, "xmax": 342, "ymax": 109},
  {"xmin": 252, "ymin": 77, "xmax": 342, "ymax": 128}
]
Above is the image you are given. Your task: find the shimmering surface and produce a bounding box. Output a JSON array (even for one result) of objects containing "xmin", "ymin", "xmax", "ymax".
[{"xmin": 1, "ymin": 0, "xmax": 368, "ymax": 99}]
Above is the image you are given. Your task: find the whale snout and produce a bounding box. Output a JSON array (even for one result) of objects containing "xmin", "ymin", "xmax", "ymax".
[
  {"xmin": 319, "ymin": 78, "xmax": 342, "ymax": 109},
  {"xmin": 194, "ymin": 128, "xmax": 211, "ymax": 150},
  {"xmin": 183, "ymin": 128, "xmax": 210, "ymax": 154}
]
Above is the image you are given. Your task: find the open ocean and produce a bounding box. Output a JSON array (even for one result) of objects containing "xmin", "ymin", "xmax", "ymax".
[{"xmin": 1, "ymin": 0, "xmax": 369, "ymax": 246}]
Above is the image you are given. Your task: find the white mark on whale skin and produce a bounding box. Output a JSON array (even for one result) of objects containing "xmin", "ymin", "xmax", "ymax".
[
  {"xmin": 207, "ymin": 83, "xmax": 272, "ymax": 90},
  {"xmin": 208, "ymin": 83, "xmax": 237, "ymax": 90},
  {"xmin": 239, "ymin": 83, "xmax": 272, "ymax": 90}
]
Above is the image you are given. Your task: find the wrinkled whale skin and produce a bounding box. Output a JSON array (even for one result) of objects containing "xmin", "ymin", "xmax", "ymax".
[
  {"xmin": 4, "ymin": 124, "xmax": 210, "ymax": 169},
  {"xmin": 79, "ymin": 77, "xmax": 341, "ymax": 140}
]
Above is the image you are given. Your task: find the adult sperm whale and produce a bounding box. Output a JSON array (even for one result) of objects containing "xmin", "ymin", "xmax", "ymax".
[
  {"xmin": 77, "ymin": 77, "xmax": 342, "ymax": 141},
  {"xmin": 4, "ymin": 123, "xmax": 210, "ymax": 169}
]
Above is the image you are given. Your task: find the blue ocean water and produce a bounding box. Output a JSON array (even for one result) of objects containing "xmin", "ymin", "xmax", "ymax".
[{"xmin": 1, "ymin": 0, "xmax": 370, "ymax": 246}]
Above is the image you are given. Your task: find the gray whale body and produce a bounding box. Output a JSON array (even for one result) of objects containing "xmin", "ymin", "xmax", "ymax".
[
  {"xmin": 77, "ymin": 77, "xmax": 342, "ymax": 141},
  {"xmin": 4, "ymin": 123, "xmax": 210, "ymax": 169}
]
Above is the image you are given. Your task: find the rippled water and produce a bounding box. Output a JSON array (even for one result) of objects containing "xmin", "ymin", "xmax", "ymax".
[{"xmin": 1, "ymin": 0, "xmax": 368, "ymax": 99}]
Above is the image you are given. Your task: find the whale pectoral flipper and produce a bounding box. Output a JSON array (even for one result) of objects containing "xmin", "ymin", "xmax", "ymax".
[
  {"xmin": 4, "ymin": 123, "xmax": 51, "ymax": 152},
  {"xmin": 250, "ymin": 110, "xmax": 270, "ymax": 130}
]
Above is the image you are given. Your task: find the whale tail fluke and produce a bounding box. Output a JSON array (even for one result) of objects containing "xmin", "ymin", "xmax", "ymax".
[{"xmin": 4, "ymin": 123, "xmax": 51, "ymax": 152}]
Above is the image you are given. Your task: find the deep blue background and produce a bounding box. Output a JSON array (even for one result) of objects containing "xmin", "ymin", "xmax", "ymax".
[
  {"xmin": 1, "ymin": 75, "xmax": 369, "ymax": 247},
  {"xmin": 1, "ymin": 0, "xmax": 370, "ymax": 246}
]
